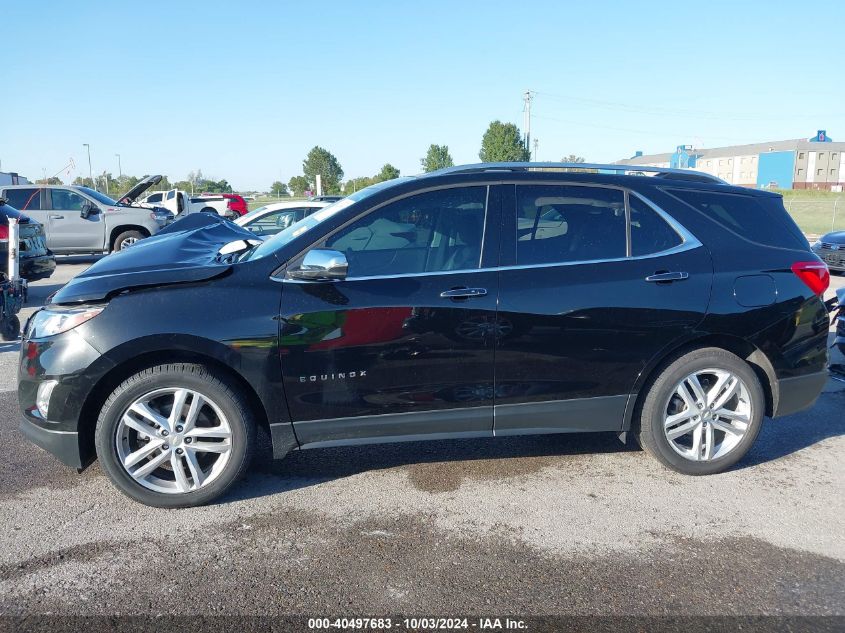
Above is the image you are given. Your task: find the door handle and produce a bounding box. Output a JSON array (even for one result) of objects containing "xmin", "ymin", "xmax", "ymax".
[
  {"xmin": 48, "ymin": 214, "xmax": 64, "ymax": 219},
  {"xmin": 440, "ymin": 287, "xmax": 488, "ymax": 299},
  {"xmin": 645, "ymin": 271, "xmax": 689, "ymax": 283}
]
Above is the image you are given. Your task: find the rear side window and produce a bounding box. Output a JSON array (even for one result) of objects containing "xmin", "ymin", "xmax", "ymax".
[
  {"xmin": 4, "ymin": 188, "xmax": 42, "ymax": 211},
  {"xmin": 666, "ymin": 189, "xmax": 808, "ymax": 249},
  {"xmin": 629, "ymin": 195, "xmax": 683, "ymax": 256},
  {"xmin": 516, "ymin": 185, "xmax": 626, "ymax": 265}
]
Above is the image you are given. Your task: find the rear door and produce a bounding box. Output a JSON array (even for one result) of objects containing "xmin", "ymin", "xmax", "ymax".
[
  {"xmin": 46, "ymin": 188, "xmax": 105, "ymax": 251},
  {"xmin": 2, "ymin": 187, "xmax": 48, "ymax": 229},
  {"xmin": 279, "ymin": 184, "xmax": 502, "ymax": 446},
  {"xmin": 493, "ymin": 183, "xmax": 712, "ymax": 436}
]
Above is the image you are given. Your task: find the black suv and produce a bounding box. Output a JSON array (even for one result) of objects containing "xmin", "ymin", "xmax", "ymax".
[{"xmin": 18, "ymin": 163, "xmax": 831, "ymax": 507}]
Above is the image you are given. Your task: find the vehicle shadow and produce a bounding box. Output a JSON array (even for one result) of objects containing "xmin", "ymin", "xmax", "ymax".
[
  {"xmin": 223, "ymin": 431, "xmax": 638, "ymax": 503},
  {"xmin": 222, "ymin": 387, "xmax": 845, "ymax": 503}
]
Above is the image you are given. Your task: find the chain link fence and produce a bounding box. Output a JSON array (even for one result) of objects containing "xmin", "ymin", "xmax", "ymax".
[{"xmin": 779, "ymin": 190, "xmax": 845, "ymax": 237}]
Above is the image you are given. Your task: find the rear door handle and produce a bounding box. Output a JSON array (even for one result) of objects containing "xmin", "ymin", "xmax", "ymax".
[
  {"xmin": 440, "ymin": 287, "xmax": 488, "ymax": 299},
  {"xmin": 48, "ymin": 214, "xmax": 64, "ymax": 219},
  {"xmin": 645, "ymin": 271, "xmax": 689, "ymax": 283}
]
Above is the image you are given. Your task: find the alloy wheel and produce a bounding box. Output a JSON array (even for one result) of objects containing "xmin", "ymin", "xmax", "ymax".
[
  {"xmin": 120, "ymin": 237, "xmax": 139, "ymax": 249},
  {"xmin": 663, "ymin": 368, "xmax": 752, "ymax": 462},
  {"xmin": 115, "ymin": 388, "xmax": 232, "ymax": 494}
]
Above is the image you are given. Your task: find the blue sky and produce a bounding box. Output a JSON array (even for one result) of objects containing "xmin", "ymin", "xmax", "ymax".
[{"xmin": 3, "ymin": 0, "xmax": 843, "ymax": 191}]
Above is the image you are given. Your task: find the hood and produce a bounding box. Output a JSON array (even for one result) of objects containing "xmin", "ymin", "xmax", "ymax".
[
  {"xmin": 50, "ymin": 213, "xmax": 260, "ymax": 304},
  {"xmin": 117, "ymin": 175, "xmax": 163, "ymax": 205},
  {"xmin": 820, "ymin": 231, "xmax": 845, "ymax": 245}
]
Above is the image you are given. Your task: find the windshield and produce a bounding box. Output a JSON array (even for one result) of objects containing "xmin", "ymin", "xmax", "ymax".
[
  {"xmin": 78, "ymin": 187, "xmax": 119, "ymax": 206},
  {"xmin": 247, "ymin": 177, "xmax": 412, "ymax": 260}
]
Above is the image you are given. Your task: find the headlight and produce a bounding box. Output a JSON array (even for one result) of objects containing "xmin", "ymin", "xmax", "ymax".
[{"xmin": 27, "ymin": 306, "xmax": 104, "ymax": 338}]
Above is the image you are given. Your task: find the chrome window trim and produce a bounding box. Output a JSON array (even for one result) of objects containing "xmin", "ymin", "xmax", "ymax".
[{"xmin": 273, "ymin": 181, "xmax": 704, "ymax": 283}]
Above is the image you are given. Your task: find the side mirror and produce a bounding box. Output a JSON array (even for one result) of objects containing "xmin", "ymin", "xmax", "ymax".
[
  {"xmin": 80, "ymin": 202, "xmax": 98, "ymax": 219},
  {"xmin": 287, "ymin": 249, "xmax": 348, "ymax": 281}
]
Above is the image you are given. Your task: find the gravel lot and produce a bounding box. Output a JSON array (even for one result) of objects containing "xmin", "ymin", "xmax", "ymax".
[{"xmin": 0, "ymin": 260, "xmax": 842, "ymax": 621}]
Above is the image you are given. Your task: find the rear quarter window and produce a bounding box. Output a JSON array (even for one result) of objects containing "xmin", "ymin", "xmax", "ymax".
[{"xmin": 665, "ymin": 188, "xmax": 808, "ymax": 250}]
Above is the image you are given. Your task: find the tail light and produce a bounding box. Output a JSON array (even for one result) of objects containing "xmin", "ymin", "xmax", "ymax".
[
  {"xmin": 791, "ymin": 261, "xmax": 830, "ymax": 295},
  {"xmin": 0, "ymin": 224, "xmax": 8, "ymax": 240}
]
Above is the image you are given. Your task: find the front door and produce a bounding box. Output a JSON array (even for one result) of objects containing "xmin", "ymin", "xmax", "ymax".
[
  {"xmin": 47, "ymin": 188, "xmax": 105, "ymax": 251},
  {"xmin": 279, "ymin": 185, "xmax": 501, "ymax": 446},
  {"xmin": 493, "ymin": 183, "xmax": 712, "ymax": 436}
]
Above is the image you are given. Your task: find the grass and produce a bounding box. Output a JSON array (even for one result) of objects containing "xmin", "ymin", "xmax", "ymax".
[{"xmin": 248, "ymin": 189, "xmax": 845, "ymax": 236}]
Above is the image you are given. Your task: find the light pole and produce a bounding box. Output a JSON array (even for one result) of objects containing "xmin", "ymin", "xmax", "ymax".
[
  {"xmin": 115, "ymin": 154, "xmax": 122, "ymax": 179},
  {"xmin": 83, "ymin": 144, "xmax": 94, "ymax": 191}
]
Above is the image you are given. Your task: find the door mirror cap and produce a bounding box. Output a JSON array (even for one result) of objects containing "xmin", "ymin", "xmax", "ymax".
[{"xmin": 288, "ymin": 249, "xmax": 348, "ymax": 281}]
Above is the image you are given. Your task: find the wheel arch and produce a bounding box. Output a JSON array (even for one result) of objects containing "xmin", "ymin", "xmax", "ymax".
[
  {"xmin": 621, "ymin": 333, "xmax": 778, "ymax": 436},
  {"xmin": 76, "ymin": 340, "xmax": 273, "ymax": 468},
  {"xmin": 109, "ymin": 225, "xmax": 150, "ymax": 250}
]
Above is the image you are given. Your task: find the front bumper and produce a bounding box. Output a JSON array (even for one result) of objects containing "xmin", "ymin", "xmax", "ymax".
[{"xmin": 19, "ymin": 416, "xmax": 83, "ymax": 468}]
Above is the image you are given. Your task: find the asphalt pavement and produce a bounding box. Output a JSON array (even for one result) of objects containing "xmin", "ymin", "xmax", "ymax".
[{"xmin": 0, "ymin": 260, "xmax": 842, "ymax": 620}]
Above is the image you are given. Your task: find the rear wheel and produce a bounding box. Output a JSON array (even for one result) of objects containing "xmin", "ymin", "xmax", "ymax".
[
  {"xmin": 0, "ymin": 315, "xmax": 20, "ymax": 341},
  {"xmin": 95, "ymin": 363, "xmax": 255, "ymax": 507},
  {"xmin": 636, "ymin": 347, "xmax": 764, "ymax": 475},
  {"xmin": 112, "ymin": 230, "xmax": 145, "ymax": 251}
]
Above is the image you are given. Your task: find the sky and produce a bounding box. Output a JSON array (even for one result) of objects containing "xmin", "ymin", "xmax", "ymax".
[{"xmin": 2, "ymin": 0, "xmax": 843, "ymax": 191}]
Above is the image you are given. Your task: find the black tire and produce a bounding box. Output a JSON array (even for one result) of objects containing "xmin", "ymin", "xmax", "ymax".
[
  {"xmin": 94, "ymin": 363, "xmax": 255, "ymax": 508},
  {"xmin": 112, "ymin": 229, "xmax": 146, "ymax": 252},
  {"xmin": 636, "ymin": 347, "xmax": 764, "ymax": 475},
  {"xmin": 200, "ymin": 207, "xmax": 217, "ymax": 214},
  {"xmin": 0, "ymin": 315, "xmax": 20, "ymax": 341}
]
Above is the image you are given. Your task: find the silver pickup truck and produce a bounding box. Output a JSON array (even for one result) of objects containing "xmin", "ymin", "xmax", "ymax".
[{"xmin": 0, "ymin": 175, "xmax": 173, "ymax": 253}]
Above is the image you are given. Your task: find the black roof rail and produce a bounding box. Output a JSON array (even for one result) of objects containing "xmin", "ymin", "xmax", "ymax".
[{"xmin": 423, "ymin": 162, "xmax": 728, "ymax": 185}]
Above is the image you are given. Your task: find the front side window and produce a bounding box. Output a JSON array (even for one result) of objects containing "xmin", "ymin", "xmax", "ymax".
[
  {"xmin": 515, "ymin": 185, "xmax": 626, "ymax": 265},
  {"xmin": 4, "ymin": 188, "xmax": 42, "ymax": 211},
  {"xmin": 249, "ymin": 210, "xmax": 300, "ymax": 235},
  {"xmin": 51, "ymin": 189, "xmax": 86, "ymax": 211},
  {"xmin": 629, "ymin": 195, "xmax": 683, "ymax": 256},
  {"xmin": 325, "ymin": 186, "xmax": 487, "ymax": 278}
]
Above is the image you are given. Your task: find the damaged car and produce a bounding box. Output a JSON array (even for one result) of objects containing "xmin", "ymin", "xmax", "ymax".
[{"xmin": 18, "ymin": 164, "xmax": 832, "ymax": 507}]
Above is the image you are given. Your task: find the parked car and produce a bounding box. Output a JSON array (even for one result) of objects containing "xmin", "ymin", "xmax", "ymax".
[
  {"xmin": 310, "ymin": 195, "xmax": 344, "ymax": 203},
  {"xmin": 140, "ymin": 190, "xmax": 226, "ymax": 218},
  {"xmin": 194, "ymin": 192, "xmax": 249, "ymax": 218},
  {"xmin": 811, "ymin": 231, "xmax": 845, "ymax": 273},
  {"xmin": 235, "ymin": 201, "xmax": 328, "ymax": 237},
  {"xmin": 18, "ymin": 163, "xmax": 831, "ymax": 507},
  {"xmin": 0, "ymin": 176, "xmax": 173, "ymax": 253},
  {"xmin": 0, "ymin": 199, "xmax": 55, "ymax": 281}
]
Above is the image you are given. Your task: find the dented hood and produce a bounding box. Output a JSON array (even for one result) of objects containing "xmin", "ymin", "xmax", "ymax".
[{"xmin": 51, "ymin": 214, "xmax": 260, "ymax": 304}]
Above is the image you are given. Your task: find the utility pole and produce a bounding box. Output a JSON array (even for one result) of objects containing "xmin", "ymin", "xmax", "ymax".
[
  {"xmin": 83, "ymin": 144, "xmax": 94, "ymax": 190},
  {"xmin": 523, "ymin": 90, "xmax": 533, "ymax": 159},
  {"xmin": 115, "ymin": 154, "xmax": 122, "ymax": 179}
]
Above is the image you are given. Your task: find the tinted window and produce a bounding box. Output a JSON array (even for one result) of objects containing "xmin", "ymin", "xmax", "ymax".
[
  {"xmin": 325, "ymin": 186, "xmax": 487, "ymax": 278},
  {"xmin": 248, "ymin": 209, "xmax": 300, "ymax": 235},
  {"xmin": 630, "ymin": 195, "xmax": 683, "ymax": 256},
  {"xmin": 516, "ymin": 185, "xmax": 626, "ymax": 265},
  {"xmin": 51, "ymin": 189, "xmax": 86, "ymax": 211},
  {"xmin": 666, "ymin": 189, "xmax": 808, "ymax": 249},
  {"xmin": 4, "ymin": 188, "xmax": 42, "ymax": 211},
  {"xmin": 146, "ymin": 193, "xmax": 162, "ymax": 203}
]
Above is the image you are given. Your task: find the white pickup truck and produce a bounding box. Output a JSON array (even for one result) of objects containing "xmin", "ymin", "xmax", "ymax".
[{"xmin": 139, "ymin": 191, "xmax": 238, "ymax": 220}]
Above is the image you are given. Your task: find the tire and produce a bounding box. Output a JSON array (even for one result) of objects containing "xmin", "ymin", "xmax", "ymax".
[
  {"xmin": 94, "ymin": 363, "xmax": 255, "ymax": 508},
  {"xmin": 112, "ymin": 230, "xmax": 146, "ymax": 252},
  {"xmin": 200, "ymin": 207, "xmax": 217, "ymax": 214},
  {"xmin": 0, "ymin": 315, "xmax": 20, "ymax": 341},
  {"xmin": 636, "ymin": 347, "xmax": 764, "ymax": 475}
]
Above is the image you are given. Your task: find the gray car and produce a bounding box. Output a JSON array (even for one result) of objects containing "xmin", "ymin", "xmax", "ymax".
[
  {"xmin": 0, "ymin": 175, "xmax": 172, "ymax": 254},
  {"xmin": 811, "ymin": 230, "xmax": 845, "ymax": 273}
]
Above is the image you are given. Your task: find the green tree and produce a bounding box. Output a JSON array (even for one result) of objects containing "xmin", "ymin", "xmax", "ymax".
[
  {"xmin": 72, "ymin": 176, "xmax": 95, "ymax": 188},
  {"xmin": 420, "ymin": 144, "xmax": 454, "ymax": 172},
  {"xmin": 303, "ymin": 146, "xmax": 344, "ymax": 194},
  {"xmin": 35, "ymin": 176, "xmax": 63, "ymax": 185},
  {"xmin": 375, "ymin": 163, "xmax": 400, "ymax": 182},
  {"xmin": 344, "ymin": 176, "xmax": 375, "ymax": 193},
  {"xmin": 271, "ymin": 180, "xmax": 288, "ymax": 197},
  {"xmin": 561, "ymin": 154, "xmax": 585, "ymax": 164},
  {"xmin": 479, "ymin": 121, "xmax": 530, "ymax": 162},
  {"xmin": 289, "ymin": 175, "xmax": 310, "ymax": 196}
]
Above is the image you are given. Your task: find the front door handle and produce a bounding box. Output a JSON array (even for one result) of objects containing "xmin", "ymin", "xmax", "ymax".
[
  {"xmin": 48, "ymin": 214, "xmax": 64, "ymax": 220},
  {"xmin": 645, "ymin": 271, "xmax": 689, "ymax": 283},
  {"xmin": 440, "ymin": 287, "xmax": 488, "ymax": 299}
]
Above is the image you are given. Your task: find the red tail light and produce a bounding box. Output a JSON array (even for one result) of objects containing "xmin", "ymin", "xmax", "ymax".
[
  {"xmin": 791, "ymin": 261, "xmax": 830, "ymax": 295},
  {"xmin": 0, "ymin": 225, "xmax": 8, "ymax": 240}
]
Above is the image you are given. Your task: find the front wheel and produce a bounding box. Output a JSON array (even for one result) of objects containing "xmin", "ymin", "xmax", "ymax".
[
  {"xmin": 636, "ymin": 347, "xmax": 764, "ymax": 475},
  {"xmin": 95, "ymin": 363, "xmax": 255, "ymax": 507},
  {"xmin": 112, "ymin": 229, "xmax": 146, "ymax": 251}
]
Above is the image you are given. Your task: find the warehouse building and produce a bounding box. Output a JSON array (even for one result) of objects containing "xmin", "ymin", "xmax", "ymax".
[{"xmin": 615, "ymin": 130, "xmax": 845, "ymax": 191}]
